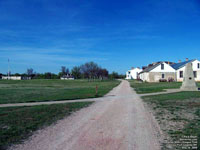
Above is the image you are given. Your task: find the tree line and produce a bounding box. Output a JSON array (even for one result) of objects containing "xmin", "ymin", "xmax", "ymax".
[{"xmin": 4, "ymin": 62, "xmax": 125, "ymax": 80}]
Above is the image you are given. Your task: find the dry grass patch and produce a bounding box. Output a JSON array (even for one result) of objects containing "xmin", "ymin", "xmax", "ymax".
[{"xmin": 142, "ymin": 92, "xmax": 200, "ymax": 150}]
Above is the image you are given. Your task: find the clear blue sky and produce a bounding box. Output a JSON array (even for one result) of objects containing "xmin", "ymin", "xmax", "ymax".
[{"xmin": 0, "ymin": 0, "xmax": 200, "ymax": 74}]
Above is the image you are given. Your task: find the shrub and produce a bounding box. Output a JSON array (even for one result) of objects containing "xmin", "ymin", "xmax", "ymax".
[
  {"xmin": 168, "ymin": 77, "xmax": 175, "ymax": 82},
  {"xmin": 159, "ymin": 79, "xmax": 167, "ymax": 82}
]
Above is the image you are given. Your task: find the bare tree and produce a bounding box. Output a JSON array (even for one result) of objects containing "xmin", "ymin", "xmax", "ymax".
[
  {"xmin": 80, "ymin": 62, "xmax": 99, "ymax": 80},
  {"xmin": 61, "ymin": 66, "xmax": 70, "ymax": 75},
  {"xmin": 61, "ymin": 66, "xmax": 66, "ymax": 75},
  {"xmin": 71, "ymin": 66, "xmax": 81, "ymax": 79},
  {"xmin": 66, "ymin": 68, "xmax": 70, "ymax": 75},
  {"xmin": 27, "ymin": 68, "xmax": 34, "ymax": 76},
  {"xmin": 96, "ymin": 68, "xmax": 109, "ymax": 80}
]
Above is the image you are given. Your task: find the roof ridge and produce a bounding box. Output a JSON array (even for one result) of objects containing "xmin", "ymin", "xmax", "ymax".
[{"xmin": 170, "ymin": 59, "xmax": 196, "ymax": 70}]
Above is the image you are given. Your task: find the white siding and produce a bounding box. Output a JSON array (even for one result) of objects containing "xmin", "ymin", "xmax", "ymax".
[
  {"xmin": 126, "ymin": 68, "xmax": 142, "ymax": 79},
  {"xmin": 2, "ymin": 76, "xmax": 22, "ymax": 80},
  {"xmin": 139, "ymin": 72, "xmax": 149, "ymax": 82},
  {"xmin": 140, "ymin": 62, "xmax": 176, "ymax": 82},
  {"xmin": 176, "ymin": 60, "xmax": 200, "ymax": 82},
  {"xmin": 150, "ymin": 62, "xmax": 176, "ymax": 73},
  {"xmin": 60, "ymin": 77, "xmax": 74, "ymax": 80}
]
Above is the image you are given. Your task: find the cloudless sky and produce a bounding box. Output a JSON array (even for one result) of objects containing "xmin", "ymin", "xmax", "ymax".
[{"xmin": 0, "ymin": 0, "xmax": 200, "ymax": 74}]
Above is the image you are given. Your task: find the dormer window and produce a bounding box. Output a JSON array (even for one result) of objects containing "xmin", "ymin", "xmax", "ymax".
[
  {"xmin": 161, "ymin": 64, "xmax": 164, "ymax": 70},
  {"xmin": 198, "ymin": 63, "xmax": 200, "ymax": 69}
]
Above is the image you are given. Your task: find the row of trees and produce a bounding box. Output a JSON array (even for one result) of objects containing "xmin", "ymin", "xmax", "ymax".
[
  {"xmin": 5, "ymin": 62, "xmax": 125, "ymax": 80},
  {"xmin": 71, "ymin": 62, "xmax": 109, "ymax": 79}
]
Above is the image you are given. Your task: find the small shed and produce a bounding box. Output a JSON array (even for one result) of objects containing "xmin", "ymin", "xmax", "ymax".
[{"xmin": 60, "ymin": 74, "xmax": 74, "ymax": 80}]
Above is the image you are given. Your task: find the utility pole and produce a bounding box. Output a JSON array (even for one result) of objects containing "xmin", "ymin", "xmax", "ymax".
[{"xmin": 8, "ymin": 58, "xmax": 10, "ymax": 77}]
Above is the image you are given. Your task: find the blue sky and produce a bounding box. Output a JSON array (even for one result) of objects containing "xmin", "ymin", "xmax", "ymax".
[{"xmin": 0, "ymin": 0, "xmax": 200, "ymax": 74}]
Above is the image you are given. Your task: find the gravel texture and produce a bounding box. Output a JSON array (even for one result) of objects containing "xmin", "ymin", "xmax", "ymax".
[{"xmin": 10, "ymin": 80, "xmax": 161, "ymax": 150}]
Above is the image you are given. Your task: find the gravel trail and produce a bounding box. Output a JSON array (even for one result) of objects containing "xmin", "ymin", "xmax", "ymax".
[{"xmin": 11, "ymin": 80, "xmax": 161, "ymax": 150}]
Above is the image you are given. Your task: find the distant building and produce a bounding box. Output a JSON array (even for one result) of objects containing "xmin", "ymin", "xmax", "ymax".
[
  {"xmin": 126, "ymin": 67, "xmax": 142, "ymax": 79},
  {"xmin": 60, "ymin": 74, "xmax": 74, "ymax": 80},
  {"xmin": 2, "ymin": 76, "xmax": 31, "ymax": 80},
  {"xmin": 171, "ymin": 59, "xmax": 200, "ymax": 82},
  {"xmin": 137, "ymin": 58, "xmax": 200, "ymax": 82},
  {"xmin": 2, "ymin": 76, "xmax": 22, "ymax": 80},
  {"xmin": 139, "ymin": 62, "xmax": 176, "ymax": 82}
]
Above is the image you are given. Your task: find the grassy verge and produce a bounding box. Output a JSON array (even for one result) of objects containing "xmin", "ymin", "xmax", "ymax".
[
  {"xmin": 0, "ymin": 102, "xmax": 93, "ymax": 149},
  {"xmin": 129, "ymin": 80, "xmax": 200, "ymax": 94},
  {"xmin": 0, "ymin": 79, "xmax": 120, "ymax": 104},
  {"xmin": 142, "ymin": 92, "xmax": 200, "ymax": 149}
]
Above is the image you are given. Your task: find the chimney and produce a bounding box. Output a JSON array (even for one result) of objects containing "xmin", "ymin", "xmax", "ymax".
[
  {"xmin": 178, "ymin": 60, "xmax": 181, "ymax": 63},
  {"xmin": 131, "ymin": 67, "xmax": 134, "ymax": 70},
  {"xmin": 142, "ymin": 66, "xmax": 147, "ymax": 70},
  {"xmin": 186, "ymin": 58, "xmax": 189, "ymax": 61}
]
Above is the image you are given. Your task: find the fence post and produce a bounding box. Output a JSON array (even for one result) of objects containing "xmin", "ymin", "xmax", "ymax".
[{"xmin": 95, "ymin": 84, "xmax": 98, "ymax": 96}]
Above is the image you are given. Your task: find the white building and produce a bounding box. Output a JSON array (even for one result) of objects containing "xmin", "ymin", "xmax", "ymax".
[
  {"xmin": 126, "ymin": 67, "xmax": 142, "ymax": 79},
  {"xmin": 171, "ymin": 59, "xmax": 200, "ymax": 82},
  {"xmin": 138, "ymin": 59, "xmax": 200, "ymax": 82},
  {"xmin": 1, "ymin": 76, "xmax": 31, "ymax": 80},
  {"xmin": 139, "ymin": 62, "xmax": 176, "ymax": 82},
  {"xmin": 60, "ymin": 74, "xmax": 74, "ymax": 80},
  {"xmin": 2, "ymin": 76, "xmax": 22, "ymax": 80}
]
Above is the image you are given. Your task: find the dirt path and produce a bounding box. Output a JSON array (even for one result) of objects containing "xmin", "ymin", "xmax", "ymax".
[
  {"xmin": 0, "ymin": 86, "xmax": 182, "ymax": 108},
  {"xmin": 0, "ymin": 98, "xmax": 103, "ymax": 108},
  {"xmin": 11, "ymin": 80, "xmax": 161, "ymax": 150},
  {"xmin": 139, "ymin": 89, "xmax": 182, "ymax": 97}
]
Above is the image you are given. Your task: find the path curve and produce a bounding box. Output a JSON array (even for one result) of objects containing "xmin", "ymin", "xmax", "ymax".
[
  {"xmin": 11, "ymin": 80, "xmax": 161, "ymax": 150},
  {"xmin": 139, "ymin": 89, "xmax": 182, "ymax": 97},
  {"xmin": 0, "ymin": 85, "xmax": 182, "ymax": 108}
]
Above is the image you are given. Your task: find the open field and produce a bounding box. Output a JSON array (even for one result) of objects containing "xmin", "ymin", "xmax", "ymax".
[
  {"xmin": 142, "ymin": 92, "xmax": 200, "ymax": 149},
  {"xmin": 129, "ymin": 80, "xmax": 200, "ymax": 94},
  {"xmin": 0, "ymin": 102, "xmax": 93, "ymax": 150},
  {"xmin": 6, "ymin": 80, "xmax": 160, "ymax": 150},
  {"xmin": 0, "ymin": 79, "xmax": 120, "ymax": 104}
]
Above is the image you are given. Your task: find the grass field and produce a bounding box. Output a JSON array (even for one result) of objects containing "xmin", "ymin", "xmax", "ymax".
[
  {"xmin": 129, "ymin": 80, "xmax": 200, "ymax": 94},
  {"xmin": 0, "ymin": 79, "xmax": 120, "ymax": 104},
  {"xmin": 0, "ymin": 102, "xmax": 93, "ymax": 149},
  {"xmin": 142, "ymin": 92, "xmax": 200, "ymax": 149}
]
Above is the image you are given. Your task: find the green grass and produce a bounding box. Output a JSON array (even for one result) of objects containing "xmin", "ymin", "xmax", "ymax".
[
  {"xmin": 0, "ymin": 102, "xmax": 93, "ymax": 149},
  {"xmin": 0, "ymin": 79, "xmax": 120, "ymax": 104},
  {"xmin": 143, "ymin": 91, "xmax": 200, "ymax": 103},
  {"xmin": 129, "ymin": 80, "xmax": 200, "ymax": 94},
  {"xmin": 142, "ymin": 92, "xmax": 200, "ymax": 150}
]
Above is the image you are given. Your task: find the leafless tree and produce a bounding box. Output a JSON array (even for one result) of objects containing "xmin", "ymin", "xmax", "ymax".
[
  {"xmin": 27, "ymin": 68, "xmax": 34, "ymax": 76},
  {"xmin": 71, "ymin": 66, "xmax": 81, "ymax": 79},
  {"xmin": 80, "ymin": 62, "xmax": 99, "ymax": 79},
  {"xmin": 61, "ymin": 66, "xmax": 67, "ymax": 75}
]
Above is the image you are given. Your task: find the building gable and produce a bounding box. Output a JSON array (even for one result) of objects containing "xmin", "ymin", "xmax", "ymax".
[
  {"xmin": 176, "ymin": 59, "xmax": 200, "ymax": 71},
  {"xmin": 150, "ymin": 62, "xmax": 176, "ymax": 72},
  {"xmin": 171, "ymin": 59, "xmax": 196, "ymax": 70}
]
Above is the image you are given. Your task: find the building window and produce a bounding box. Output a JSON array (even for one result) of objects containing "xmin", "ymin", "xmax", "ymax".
[
  {"xmin": 162, "ymin": 74, "xmax": 165, "ymax": 79},
  {"xmin": 180, "ymin": 71, "xmax": 183, "ymax": 78},
  {"xmin": 194, "ymin": 71, "xmax": 197, "ymax": 78},
  {"xmin": 198, "ymin": 63, "xmax": 200, "ymax": 69},
  {"xmin": 161, "ymin": 64, "xmax": 164, "ymax": 70}
]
